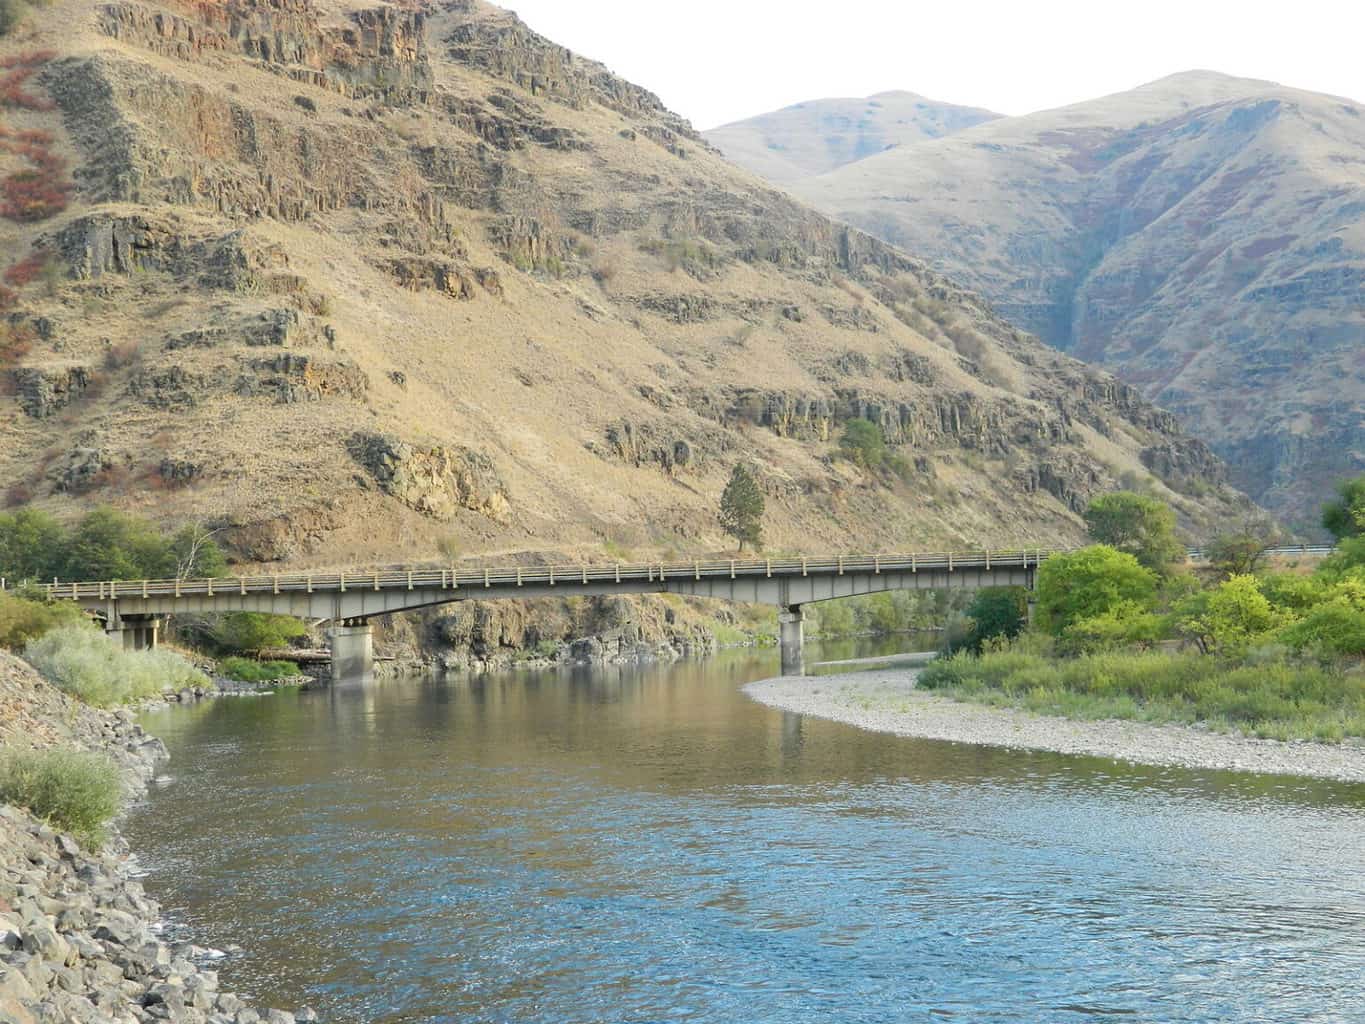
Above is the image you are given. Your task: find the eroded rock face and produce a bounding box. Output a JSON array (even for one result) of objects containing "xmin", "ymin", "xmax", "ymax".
[
  {"xmin": 11, "ymin": 365, "xmax": 90, "ymax": 418},
  {"xmin": 49, "ymin": 448, "xmax": 111, "ymax": 494},
  {"xmin": 348, "ymin": 433, "xmax": 510, "ymax": 522}
]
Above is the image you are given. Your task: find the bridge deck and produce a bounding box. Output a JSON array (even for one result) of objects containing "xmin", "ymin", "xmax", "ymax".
[{"xmin": 33, "ymin": 550, "xmax": 1050, "ymax": 603}]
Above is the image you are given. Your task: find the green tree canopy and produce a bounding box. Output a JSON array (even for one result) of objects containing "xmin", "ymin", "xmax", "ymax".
[
  {"xmin": 209, "ymin": 612, "xmax": 308, "ymax": 655},
  {"xmin": 963, "ymin": 588, "xmax": 1028, "ymax": 652},
  {"xmin": 1035, "ymin": 545, "xmax": 1158, "ymax": 636},
  {"xmin": 1322, "ymin": 475, "xmax": 1365, "ymax": 540},
  {"xmin": 1083, "ymin": 492, "xmax": 1184, "ymax": 574},
  {"xmin": 838, "ymin": 419, "xmax": 886, "ymax": 470},
  {"xmin": 0, "ymin": 508, "xmax": 64, "ymax": 581},
  {"xmin": 718, "ymin": 464, "xmax": 765, "ymax": 552},
  {"xmin": 0, "ymin": 507, "xmax": 226, "ymax": 583}
]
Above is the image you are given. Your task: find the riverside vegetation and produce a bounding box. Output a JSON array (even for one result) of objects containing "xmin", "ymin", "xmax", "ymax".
[{"xmin": 922, "ymin": 479, "xmax": 1365, "ymax": 742}]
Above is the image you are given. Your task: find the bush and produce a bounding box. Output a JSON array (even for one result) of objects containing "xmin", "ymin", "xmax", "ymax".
[
  {"xmin": 0, "ymin": 748, "xmax": 121, "ymax": 847},
  {"xmin": 838, "ymin": 419, "xmax": 886, "ymax": 469},
  {"xmin": 218, "ymin": 657, "xmax": 300, "ymax": 682},
  {"xmin": 962, "ymin": 588, "xmax": 1027, "ymax": 652},
  {"xmin": 1035, "ymin": 545, "xmax": 1157, "ymax": 635},
  {"xmin": 1176, "ymin": 574, "xmax": 1281, "ymax": 655},
  {"xmin": 25, "ymin": 626, "xmax": 208, "ymax": 706},
  {"xmin": 1322, "ymin": 475, "xmax": 1365, "ymax": 540},
  {"xmin": 0, "ymin": 590, "xmax": 88, "ymax": 649},
  {"xmin": 209, "ymin": 612, "xmax": 307, "ymax": 654}
]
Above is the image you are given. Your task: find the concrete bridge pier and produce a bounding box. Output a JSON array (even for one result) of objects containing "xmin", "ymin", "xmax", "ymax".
[
  {"xmin": 779, "ymin": 606, "xmax": 805, "ymax": 677},
  {"xmin": 107, "ymin": 615, "xmax": 164, "ymax": 652},
  {"xmin": 330, "ymin": 620, "xmax": 374, "ymax": 682}
]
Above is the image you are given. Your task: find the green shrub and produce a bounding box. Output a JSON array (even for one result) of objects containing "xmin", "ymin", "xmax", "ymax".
[
  {"xmin": 0, "ymin": 591, "xmax": 88, "ymax": 650},
  {"xmin": 1035, "ymin": 545, "xmax": 1157, "ymax": 635},
  {"xmin": 838, "ymin": 419, "xmax": 886, "ymax": 469},
  {"xmin": 219, "ymin": 657, "xmax": 300, "ymax": 682},
  {"xmin": 25, "ymin": 626, "xmax": 207, "ymax": 706},
  {"xmin": 0, "ymin": 748, "xmax": 121, "ymax": 848},
  {"xmin": 209, "ymin": 612, "xmax": 307, "ymax": 654}
]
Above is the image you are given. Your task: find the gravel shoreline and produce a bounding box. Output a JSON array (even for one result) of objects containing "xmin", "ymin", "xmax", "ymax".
[
  {"xmin": 0, "ymin": 653, "xmax": 319, "ymax": 1023},
  {"xmin": 746, "ymin": 669, "xmax": 1365, "ymax": 783}
]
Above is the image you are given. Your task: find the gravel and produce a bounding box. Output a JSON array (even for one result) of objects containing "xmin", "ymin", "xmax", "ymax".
[
  {"xmin": 746, "ymin": 669, "xmax": 1365, "ymax": 784},
  {"xmin": 0, "ymin": 653, "xmax": 321, "ymax": 1023}
]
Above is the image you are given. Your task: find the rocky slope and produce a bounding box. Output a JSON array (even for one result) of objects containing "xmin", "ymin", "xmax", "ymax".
[
  {"xmin": 0, "ymin": 2, "xmax": 1250, "ymax": 575},
  {"xmin": 0, "ymin": 652, "xmax": 317, "ymax": 1023},
  {"xmin": 704, "ymin": 91, "xmax": 999, "ymax": 186},
  {"xmin": 727, "ymin": 72, "xmax": 1365, "ymax": 528}
]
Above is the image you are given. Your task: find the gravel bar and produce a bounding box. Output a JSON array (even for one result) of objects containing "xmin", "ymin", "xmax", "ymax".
[{"xmin": 746, "ymin": 669, "xmax": 1365, "ymax": 784}]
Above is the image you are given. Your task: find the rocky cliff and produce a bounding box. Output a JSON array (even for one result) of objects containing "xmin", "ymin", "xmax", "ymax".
[
  {"xmin": 725, "ymin": 73, "xmax": 1365, "ymax": 529},
  {"xmin": 0, "ymin": 2, "xmax": 1249, "ymax": 572}
]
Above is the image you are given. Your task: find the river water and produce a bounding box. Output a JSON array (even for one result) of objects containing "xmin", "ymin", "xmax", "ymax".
[{"xmin": 127, "ymin": 643, "xmax": 1365, "ymax": 1024}]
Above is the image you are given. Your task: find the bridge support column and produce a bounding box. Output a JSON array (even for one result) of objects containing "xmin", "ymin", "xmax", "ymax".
[
  {"xmin": 330, "ymin": 621, "xmax": 374, "ymax": 682},
  {"xmin": 779, "ymin": 606, "xmax": 805, "ymax": 677},
  {"xmin": 109, "ymin": 615, "xmax": 164, "ymax": 652}
]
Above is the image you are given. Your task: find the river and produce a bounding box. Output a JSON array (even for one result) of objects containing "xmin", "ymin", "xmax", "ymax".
[{"xmin": 126, "ymin": 643, "xmax": 1365, "ymax": 1023}]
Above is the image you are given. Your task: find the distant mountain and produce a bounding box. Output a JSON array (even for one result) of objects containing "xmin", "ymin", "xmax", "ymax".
[
  {"xmin": 719, "ymin": 72, "xmax": 1365, "ymax": 528},
  {"xmin": 703, "ymin": 91, "xmax": 1000, "ymax": 186}
]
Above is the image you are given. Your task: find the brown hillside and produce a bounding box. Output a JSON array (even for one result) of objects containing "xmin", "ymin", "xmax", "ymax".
[{"xmin": 0, "ymin": 1, "xmax": 1248, "ymax": 572}]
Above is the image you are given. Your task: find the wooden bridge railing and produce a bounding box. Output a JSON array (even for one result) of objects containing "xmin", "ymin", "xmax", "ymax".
[{"xmin": 16, "ymin": 550, "xmax": 1056, "ymax": 604}]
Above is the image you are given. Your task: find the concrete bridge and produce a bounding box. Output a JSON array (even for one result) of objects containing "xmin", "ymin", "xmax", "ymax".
[{"xmin": 42, "ymin": 551, "xmax": 1050, "ymax": 678}]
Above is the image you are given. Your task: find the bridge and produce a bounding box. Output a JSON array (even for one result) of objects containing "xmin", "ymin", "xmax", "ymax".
[{"xmin": 37, "ymin": 551, "xmax": 1050, "ymax": 678}]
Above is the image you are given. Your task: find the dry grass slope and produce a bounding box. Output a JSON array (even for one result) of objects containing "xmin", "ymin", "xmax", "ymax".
[{"xmin": 0, "ymin": 1, "xmax": 1249, "ymax": 573}]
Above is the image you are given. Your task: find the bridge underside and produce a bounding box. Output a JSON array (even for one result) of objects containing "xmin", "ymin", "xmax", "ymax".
[{"xmin": 82, "ymin": 565, "xmax": 1035, "ymax": 681}]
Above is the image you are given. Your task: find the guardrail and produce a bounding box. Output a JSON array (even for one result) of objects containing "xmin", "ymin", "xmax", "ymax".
[
  {"xmin": 6, "ymin": 550, "xmax": 1054, "ymax": 604},
  {"xmin": 1185, "ymin": 545, "xmax": 1336, "ymax": 560},
  {"xmin": 0, "ymin": 543, "xmax": 1335, "ymax": 604}
]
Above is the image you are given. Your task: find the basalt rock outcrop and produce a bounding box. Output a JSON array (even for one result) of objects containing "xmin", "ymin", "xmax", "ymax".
[
  {"xmin": 348, "ymin": 432, "xmax": 509, "ymax": 523},
  {"xmin": 0, "ymin": 0, "xmax": 1251, "ymax": 568}
]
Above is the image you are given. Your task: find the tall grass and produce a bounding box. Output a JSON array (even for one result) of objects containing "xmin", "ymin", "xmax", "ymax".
[
  {"xmin": 25, "ymin": 626, "xmax": 208, "ymax": 706},
  {"xmin": 920, "ymin": 645, "xmax": 1365, "ymax": 742},
  {"xmin": 0, "ymin": 747, "xmax": 121, "ymax": 847}
]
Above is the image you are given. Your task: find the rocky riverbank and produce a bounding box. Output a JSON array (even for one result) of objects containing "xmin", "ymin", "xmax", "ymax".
[
  {"xmin": 0, "ymin": 653, "xmax": 318, "ymax": 1023},
  {"xmin": 746, "ymin": 670, "xmax": 1365, "ymax": 783}
]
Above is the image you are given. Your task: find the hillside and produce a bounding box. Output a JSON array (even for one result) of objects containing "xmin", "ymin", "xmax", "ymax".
[
  {"xmin": 704, "ymin": 91, "xmax": 999, "ymax": 186},
  {"xmin": 0, "ymin": 1, "xmax": 1248, "ymax": 573},
  {"xmin": 737, "ymin": 72, "xmax": 1365, "ymax": 528}
]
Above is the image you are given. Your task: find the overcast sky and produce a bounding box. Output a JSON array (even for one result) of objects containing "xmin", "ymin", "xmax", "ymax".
[{"xmin": 500, "ymin": 0, "xmax": 1365, "ymax": 128}]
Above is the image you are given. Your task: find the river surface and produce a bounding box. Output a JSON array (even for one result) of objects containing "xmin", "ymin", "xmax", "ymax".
[{"xmin": 127, "ymin": 643, "xmax": 1365, "ymax": 1024}]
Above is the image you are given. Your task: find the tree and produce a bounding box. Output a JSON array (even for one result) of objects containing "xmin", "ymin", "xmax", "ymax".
[
  {"xmin": 170, "ymin": 525, "xmax": 227, "ymax": 580},
  {"xmin": 0, "ymin": 508, "xmax": 64, "ymax": 581},
  {"xmin": 1176, "ymin": 574, "xmax": 1280, "ymax": 655},
  {"xmin": 1035, "ymin": 545, "xmax": 1158, "ymax": 636},
  {"xmin": 209, "ymin": 613, "xmax": 308, "ymax": 655},
  {"xmin": 838, "ymin": 419, "xmax": 886, "ymax": 470},
  {"xmin": 1322, "ymin": 475, "xmax": 1365, "ymax": 540},
  {"xmin": 963, "ymin": 588, "xmax": 1027, "ymax": 651},
  {"xmin": 718, "ymin": 464, "xmax": 764, "ymax": 552},
  {"xmin": 1204, "ymin": 514, "xmax": 1283, "ymax": 577},
  {"xmin": 1083, "ymin": 492, "xmax": 1184, "ymax": 574}
]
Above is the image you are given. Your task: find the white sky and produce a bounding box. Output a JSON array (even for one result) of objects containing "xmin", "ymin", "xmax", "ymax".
[{"xmin": 500, "ymin": 0, "xmax": 1365, "ymax": 128}]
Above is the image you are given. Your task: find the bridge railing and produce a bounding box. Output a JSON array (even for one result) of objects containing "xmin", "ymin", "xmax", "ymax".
[{"xmin": 26, "ymin": 549, "xmax": 1056, "ymax": 604}]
